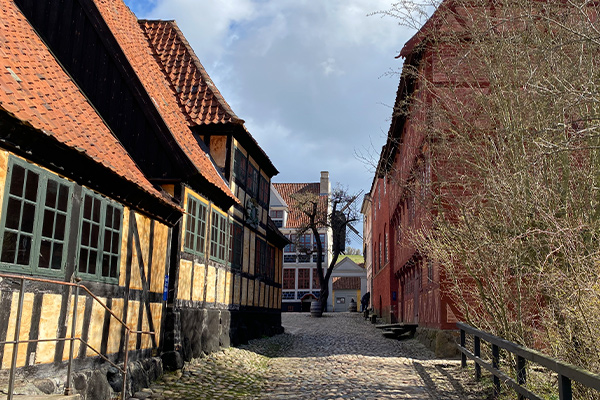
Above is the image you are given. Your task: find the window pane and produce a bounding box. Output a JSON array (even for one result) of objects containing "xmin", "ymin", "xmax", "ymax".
[
  {"xmin": 9, "ymin": 165, "xmax": 25, "ymax": 196},
  {"xmin": 5, "ymin": 198, "xmax": 22, "ymax": 230},
  {"xmin": 112, "ymin": 232, "xmax": 119, "ymax": 253},
  {"xmin": 110, "ymin": 256, "xmax": 118, "ymax": 278},
  {"xmin": 83, "ymin": 196, "xmax": 92, "ymax": 220},
  {"xmin": 113, "ymin": 208, "xmax": 121, "ymax": 228},
  {"xmin": 16, "ymin": 235, "xmax": 32, "ymax": 265},
  {"xmin": 1, "ymin": 232, "xmax": 17, "ymax": 263},
  {"xmin": 81, "ymin": 221, "xmax": 90, "ymax": 246},
  {"xmin": 90, "ymin": 224, "xmax": 99, "ymax": 247},
  {"xmin": 57, "ymin": 184, "xmax": 69, "ymax": 212},
  {"xmin": 79, "ymin": 248, "xmax": 88, "ymax": 273},
  {"xmin": 42, "ymin": 210, "xmax": 55, "ymax": 238},
  {"xmin": 39, "ymin": 240, "xmax": 51, "ymax": 269},
  {"xmin": 54, "ymin": 214, "xmax": 66, "ymax": 240},
  {"xmin": 21, "ymin": 203, "xmax": 36, "ymax": 233},
  {"xmin": 104, "ymin": 230, "xmax": 111, "ymax": 253},
  {"xmin": 51, "ymin": 243, "xmax": 62, "ymax": 270},
  {"xmin": 102, "ymin": 254, "xmax": 110, "ymax": 277},
  {"xmin": 88, "ymin": 250, "xmax": 97, "ymax": 274},
  {"xmin": 105, "ymin": 206, "xmax": 113, "ymax": 229},
  {"xmin": 92, "ymin": 198, "xmax": 101, "ymax": 222},
  {"xmin": 45, "ymin": 180, "xmax": 57, "ymax": 208},
  {"xmin": 24, "ymin": 171, "xmax": 38, "ymax": 202}
]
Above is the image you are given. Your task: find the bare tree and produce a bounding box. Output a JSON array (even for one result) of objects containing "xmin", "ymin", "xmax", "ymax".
[
  {"xmin": 291, "ymin": 186, "xmax": 360, "ymax": 313},
  {"xmin": 377, "ymin": 0, "xmax": 600, "ymax": 394}
]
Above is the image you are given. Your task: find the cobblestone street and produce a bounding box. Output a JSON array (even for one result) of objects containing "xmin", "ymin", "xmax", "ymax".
[{"xmin": 133, "ymin": 313, "xmax": 490, "ymax": 399}]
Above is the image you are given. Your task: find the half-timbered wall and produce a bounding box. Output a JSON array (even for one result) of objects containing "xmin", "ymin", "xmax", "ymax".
[{"xmin": 0, "ymin": 151, "xmax": 170, "ymax": 370}]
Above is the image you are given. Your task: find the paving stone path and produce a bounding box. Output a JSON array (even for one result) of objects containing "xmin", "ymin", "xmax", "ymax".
[{"xmin": 132, "ymin": 313, "xmax": 490, "ymax": 399}]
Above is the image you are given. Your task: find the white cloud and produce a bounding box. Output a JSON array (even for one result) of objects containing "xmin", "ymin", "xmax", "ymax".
[{"xmin": 126, "ymin": 0, "xmax": 419, "ymax": 246}]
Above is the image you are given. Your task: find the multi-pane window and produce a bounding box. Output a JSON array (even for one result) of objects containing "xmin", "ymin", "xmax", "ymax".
[
  {"xmin": 246, "ymin": 165, "xmax": 259, "ymax": 197},
  {"xmin": 0, "ymin": 160, "xmax": 72, "ymax": 274},
  {"xmin": 283, "ymin": 268, "xmax": 295, "ymax": 289},
  {"xmin": 312, "ymin": 270, "xmax": 320, "ymax": 289},
  {"xmin": 184, "ymin": 195, "xmax": 207, "ymax": 256},
  {"xmin": 259, "ymin": 176, "xmax": 269, "ymax": 205},
  {"xmin": 284, "ymin": 234, "xmax": 296, "ymax": 253},
  {"xmin": 78, "ymin": 191, "xmax": 123, "ymax": 281},
  {"xmin": 210, "ymin": 209, "xmax": 229, "ymax": 263},
  {"xmin": 270, "ymin": 209, "xmax": 284, "ymax": 228},
  {"xmin": 298, "ymin": 254, "xmax": 310, "ymax": 263},
  {"xmin": 384, "ymin": 231, "xmax": 388, "ymax": 264},
  {"xmin": 230, "ymin": 222, "xmax": 243, "ymax": 270},
  {"xmin": 255, "ymin": 238, "xmax": 267, "ymax": 276},
  {"xmin": 267, "ymin": 245, "xmax": 275, "ymax": 279},
  {"xmin": 233, "ymin": 148, "xmax": 247, "ymax": 185},
  {"xmin": 298, "ymin": 233, "xmax": 311, "ymax": 252},
  {"xmin": 298, "ymin": 268, "xmax": 310, "ymax": 289},
  {"xmin": 284, "ymin": 254, "xmax": 296, "ymax": 263}
]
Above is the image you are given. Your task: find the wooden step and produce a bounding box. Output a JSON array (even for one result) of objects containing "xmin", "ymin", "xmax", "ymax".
[{"xmin": 375, "ymin": 323, "xmax": 418, "ymax": 330}]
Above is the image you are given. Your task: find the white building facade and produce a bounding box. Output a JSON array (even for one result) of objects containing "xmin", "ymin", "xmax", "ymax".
[{"xmin": 271, "ymin": 172, "xmax": 333, "ymax": 312}]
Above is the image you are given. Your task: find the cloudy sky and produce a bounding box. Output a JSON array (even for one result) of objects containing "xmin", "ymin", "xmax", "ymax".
[{"xmin": 123, "ymin": 0, "xmax": 417, "ymax": 246}]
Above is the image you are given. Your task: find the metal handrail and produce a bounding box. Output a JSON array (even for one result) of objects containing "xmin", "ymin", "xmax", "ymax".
[
  {"xmin": 0, "ymin": 273, "xmax": 156, "ymax": 400},
  {"xmin": 458, "ymin": 322, "xmax": 600, "ymax": 400}
]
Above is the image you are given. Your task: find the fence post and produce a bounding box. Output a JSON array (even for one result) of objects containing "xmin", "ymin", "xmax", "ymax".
[
  {"xmin": 460, "ymin": 329, "xmax": 466, "ymax": 368},
  {"xmin": 492, "ymin": 344, "xmax": 500, "ymax": 397},
  {"xmin": 558, "ymin": 374, "xmax": 572, "ymax": 400},
  {"xmin": 7, "ymin": 279, "xmax": 25, "ymax": 400},
  {"xmin": 65, "ymin": 280, "xmax": 80, "ymax": 395},
  {"xmin": 516, "ymin": 355, "xmax": 526, "ymax": 400},
  {"xmin": 474, "ymin": 335, "xmax": 481, "ymax": 381}
]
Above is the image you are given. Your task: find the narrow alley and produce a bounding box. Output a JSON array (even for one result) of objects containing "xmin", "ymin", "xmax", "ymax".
[{"xmin": 131, "ymin": 313, "xmax": 489, "ymax": 399}]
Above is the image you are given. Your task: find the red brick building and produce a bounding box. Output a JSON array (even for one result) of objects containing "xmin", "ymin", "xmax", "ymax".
[{"xmin": 368, "ymin": 2, "xmax": 465, "ymax": 331}]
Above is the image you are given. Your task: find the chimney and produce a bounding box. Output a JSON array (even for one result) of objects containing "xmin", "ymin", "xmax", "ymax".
[{"xmin": 320, "ymin": 171, "xmax": 330, "ymax": 195}]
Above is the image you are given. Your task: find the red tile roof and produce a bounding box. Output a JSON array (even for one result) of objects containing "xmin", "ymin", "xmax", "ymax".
[
  {"xmin": 140, "ymin": 20, "xmax": 243, "ymax": 126},
  {"xmin": 332, "ymin": 277, "xmax": 361, "ymax": 290},
  {"xmin": 0, "ymin": 0, "xmax": 172, "ymax": 207},
  {"xmin": 90, "ymin": 0, "xmax": 237, "ymax": 204},
  {"xmin": 140, "ymin": 20, "xmax": 278, "ymax": 177},
  {"xmin": 272, "ymin": 183, "xmax": 328, "ymax": 228}
]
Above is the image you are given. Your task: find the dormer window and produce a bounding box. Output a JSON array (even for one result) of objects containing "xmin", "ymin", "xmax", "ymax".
[{"xmin": 270, "ymin": 209, "xmax": 285, "ymax": 228}]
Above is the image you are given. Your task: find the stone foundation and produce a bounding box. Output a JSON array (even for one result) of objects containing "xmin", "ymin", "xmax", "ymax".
[{"xmin": 415, "ymin": 327, "xmax": 460, "ymax": 358}]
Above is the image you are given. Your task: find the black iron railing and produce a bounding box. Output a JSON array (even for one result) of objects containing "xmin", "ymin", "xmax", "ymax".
[{"xmin": 458, "ymin": 322, "xmax": 600, "ymax": 400}]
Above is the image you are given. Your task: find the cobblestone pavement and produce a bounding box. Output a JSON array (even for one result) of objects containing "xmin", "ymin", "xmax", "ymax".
[{"xmin": 133, "ymin": 313, "xmax": 491, "ymax": 399}]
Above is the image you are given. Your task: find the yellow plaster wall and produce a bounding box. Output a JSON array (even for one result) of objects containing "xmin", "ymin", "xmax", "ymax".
[
  {"xmin": 225, "ymin": 271, "xmax": 233, "ymax": 305},
  {"xmin": 150, "ymin": 223, "xmax": 169, "ymax": 293},
  {"xmin": 2, "ymin": 291, "xmax": 34, "ymax": 368},
  {"xmin": 85, "ymin": 297, "xmax": 107, "ymax": 359},
  {"xmin": 191, "ymin": 263, "xmax": 205, "ymax": 302},
  {"xmin": 241, "ymin": 278, "xmax": 248, "ymax": 306},
  {"xmin": 59, "ymin": 294, "xmax": 86, "ymax": 362},
  {"xmin": 216, "ymin": 268, "xmax": 225, "ymax": 304},
  {"xmin": 35, "ymin": 294, "xmax": 62, "ymax": 364},
  {"xmin": 248, "ymin": 280, "xmax": 255, "ymax": 306},
  {"xmin": 140, "ymin": 307, "xmax": 151, "ymax": 350},
  {"xmin": 107, "ymin": 299, "xmax": 124, "ymax": 355},
  {"xmin": 150, "ymin": 302, "xmax": 163, "ymax": 348},
  {"xmin": 119, "ymin": 209, "xmax": 131, "ymax": 287},
  {"xmin": 126, "ymin": 301, "xmax": 140, "ymax": 351},
  {"xmin": 178, "ymin": 260, "xmax": 192, "ymax": 301},
  {"xmin": 253, "ymin": 281, "xmax": 260, "ymax": 307},
  {"xmin": 205, "ymin": 266, "xmax": 216, "ymax": 303}
]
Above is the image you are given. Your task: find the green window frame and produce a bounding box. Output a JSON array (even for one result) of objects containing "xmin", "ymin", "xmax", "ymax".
[
  {"xmin": 0, "ymin": 158, "xmax": 73, "ymax": 276},
  {"xmin": 77, "ymin": 189, "xmax": 123, "ymax": 283},
  {"xmin": 183, "ymin": 194, "xmax": 207, "ymax": 256},
  {"xmin": 209, "ymin": 209, "xmax": 228, "ymax": 263}
]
